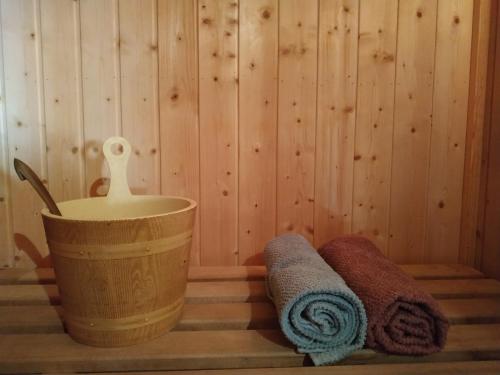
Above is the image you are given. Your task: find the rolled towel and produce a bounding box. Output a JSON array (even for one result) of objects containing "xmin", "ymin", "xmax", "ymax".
[
  {"xmin": 264, "ymin": 233, "xmax": 367, "ymax": 365},
  {"xmin": 318, "ymin": 236, "xmax": 449, "ymax": 355}
]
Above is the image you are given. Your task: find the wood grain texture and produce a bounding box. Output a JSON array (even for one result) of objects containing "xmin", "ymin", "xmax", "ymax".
[
  {"xmin": 0, "ymin": 263, "xmax": 484, "ymax": 285},
  {"xmin": 459, "ymin": 0, "xmax": 493, "ymax": 267},
  {"xmin": 80, "ymin": 0, "xmax": 121, "ymax": 198},
  {"xmin": 0, "ymin": 0, "xmax": 490, "ymax": 268},
  {"xmin": 158, "ymin": 0, "xmax": 200, "ymax": 265},
  {"xmin": 426, "ymin": 0, "xmax": 473, "ymax": 263},
  {"xmin": 119, "ymin": 0, "xmax": 160, "ymax": 195},
  {"xmin": 48, "ymin": 361, "xmax": 500, "ymax": 375},
  {"xmin": 276, "ymin": 0, "xmax": 318, "ymax": 242},
  {"xmin": 314, "ymin": 0, "xmax": 359, "ymax": 247},
  {"xmin": 238, "ymin": 0, "xmax": 278, "ymax": 265},
  {"xmin": 198, "ymin": 0, "xmax": 239, "ymax": 265},
  {"xmin": 41, "ymin": 0, "xmax": 85, "ymax": 201},
  {"xmin": 352, "ymin": 0, "xmax": 398, "ymax": 254},
  {"xmin": 0, "ymin": 2, "xmax": 12, "ymax": 268},
  {"xmin": 3, "ymin": 277, "xmax": 500, "ymax": 306},
  {"xmin": 388, "ymin": 0, "xmax": 437, "ymax": 263},
  {"xmin": 4, "ymin": 297, "xmax": 500, "ymax": 334},
  {"xmin": 1, "ymin": 0, "xmax": 49, "ymax": 267},
  {"xmin": 482, "ymin": 1, "xmax": 500, "ymax": 280},
  {"xmin": 1, "ymin": 324, "xmax": 500, "ymax": 373}
]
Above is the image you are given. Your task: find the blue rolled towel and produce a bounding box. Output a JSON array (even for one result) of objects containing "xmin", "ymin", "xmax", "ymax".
[{"xmin": 264, "ymin": 233, "xmax": 367, "ymax": 365}]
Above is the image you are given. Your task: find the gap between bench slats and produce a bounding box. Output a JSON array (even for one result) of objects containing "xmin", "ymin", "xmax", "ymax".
[
  {"xmin": 47, "ymin": 360, "xmax": 500, "ymax": 375},
  {"xmin": 0, "ymin": 278, "xmax": 499, "ymax": 306},
  {"xmin": 1, "ymin": 298, "xmax": 500, "ymax": 334},
  {"xmin": 0, "ymin": 264, "xmax": 484, "ymax": 285},
  {"xmin": 1, "ymin": 325, "xmax": 499, "ymax": 374}
]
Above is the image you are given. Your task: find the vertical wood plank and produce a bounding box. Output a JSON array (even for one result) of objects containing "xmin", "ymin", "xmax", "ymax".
[
  {"xmin": 482, "ymin": 0, "xmax": 500, "ymax": 280},
  {"xmin": 314, "ymin": 0, "xmax": 358, "ymax": 248},
  {"xmin": 352, "ymin": 0, "xmax": 398, "ymax": 254},
  {"xmin": 276, "ymin": 0, "xmax": 318, "ymax": 243},
  {"xmin": 158, "ymin": 0, "xmax": 201, "ymax": 265},
  {"xmin": 388, "ymin": 0, "xmax": 437, "ymax": 263},
  {"xmin": 459, "ymin": 0, "xmax": 493, "ymax": 266},
  {"xmin": 0, "ymin": 2, "xmax": 13, "ymax": 267},
  {"xmin": 80, "ymin": 0, "xmax": 121, "ymax": 197},
  {"xmin": 426, "ymin": 0, "xmax": 473, "ymax": 262},
  {"xmin": 2, "ymin": 0, "xmax": 49, "ymax": 267},
  {"xmin": 41, "ymin": 0, "xmax": 85, "ymax": 202},
  {"xmin": 198, "ymin": 0, "xmax": 239, "ymax": 265},
  {"xmin": 238, "ymin": 0, "xmax": 278, "ymax": 264},
  {"xmin": 119, "ymin": 0, "xmax": 160, "ymax": 195}
]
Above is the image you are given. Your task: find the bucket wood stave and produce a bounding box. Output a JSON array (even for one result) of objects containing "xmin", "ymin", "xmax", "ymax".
[{"xmin": 41, "ymin": 137, "xmax": 197, "ymax": 347}]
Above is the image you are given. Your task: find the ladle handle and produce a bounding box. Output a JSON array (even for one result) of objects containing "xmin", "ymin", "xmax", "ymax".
[
  {"xmin": 13, "ymin": 158, "xmax": 62, "ymax": 216},
  {"xmin": 103, "ymin": 136, "xmax": 132, "ymax": 202}
]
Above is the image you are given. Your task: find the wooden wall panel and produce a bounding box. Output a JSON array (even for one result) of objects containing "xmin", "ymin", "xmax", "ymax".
[
  {"xmin": 352, "ymin": 0, "xmax": 397, "ymax": 254},
  {"xmin": 119, "ymin": 0, "xmax": 160, "ymax": 195},
  {"xmin": 482, "ymin": 0, "xmax": 500, "ymax": 279},
  {"xmin": 276, "ymin": 0, "xmax": 318, "ymax": 243},
  {"xmin": 41, "ymin": 0, "xmax": 85, "ymax": 202},
  {"xmin": 1, "ymin": 0, "xmax": 49, "ymax": 267},
  {"xmin": 158, "ymin": 0, "xmax": 200, "ymax": 265},
  {"xmin": 460, "ymin": 0, "xmax": 494, "ymax": 267},
  {"xmin": 0, "ymin": 0, "xmax": 488, "ymax": 268},
  {"xmin": 426, "ymin": 0, "xmax": 473, "ymax": 263},
  {"xmin": 0, "ymin": 3, "xmax": 12, "ymax": 268},
  {"xmin": 314, "ymin": 0, "xmax": 358, "ymax": 248},
  {"xmin": 198, "ymin": 0, "xmax": 239, "ymax": 265},
  {"xmin": 80, "ymin": 0, "xmax": 121, "ymax": 197},
  {"xmin": 238, "ymin": 0, "xmax": 278, "ymax": 265},
  {"xmin": 388, "ymin": 0, "xmax": 437, "ymax": 263}
]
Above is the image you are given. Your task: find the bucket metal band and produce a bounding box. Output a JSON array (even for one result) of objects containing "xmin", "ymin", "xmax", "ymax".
[
  {"xmin": 48, "ymin": 230, "xmax": 192, "ymax": 260},
  {"xmin": 63, "ymin": 297, "xmax": 184, "ymax": 331}
]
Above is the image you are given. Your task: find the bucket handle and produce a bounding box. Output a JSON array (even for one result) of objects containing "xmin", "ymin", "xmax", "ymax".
[{"xmin": 103, "ymin": 137, "xmax": 132, "ymax": 201}]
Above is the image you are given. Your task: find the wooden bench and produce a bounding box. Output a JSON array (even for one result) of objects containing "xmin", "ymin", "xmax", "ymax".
[{"xmin": 0, "ymin": 264, "xmax": 499, "ymax": 374}]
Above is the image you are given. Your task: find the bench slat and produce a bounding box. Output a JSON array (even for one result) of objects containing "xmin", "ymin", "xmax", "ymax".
[
  {"xmin": 1, "ymin": 278, "xmax": 499, "ymax": 306},
  {"xmin": 0, "ymin": 264, "xmax": 484, "ymax": 285},
  {"xmin": 1, "ymin": 298, "xmax": 500, "ymax": 334},
  {"xmin": 52, "ymin": 361, "xmax": 500, "ymax": 375},
  {"xmin": 1, "ymin": 325, "xmax": 499, "ymax": 374}
]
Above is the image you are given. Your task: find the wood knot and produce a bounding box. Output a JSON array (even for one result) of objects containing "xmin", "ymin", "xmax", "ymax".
[
  {"xmin": 297, "ymin": 22, "xmax": 302, "ymax": 28},
  {"xmin": 262, "ymin": 9, "xmax": 271, "ymax": 19},
  {"xmin": 416, "ymin": 10, "xmax": 423, "ymax": 18},
  {"xmin": 454, "ymin": 16, "xmax": 460, "ymax": 24},
  {"xmin": 222, "ymin": 190, "xmax": 229, "ymax": 196},
  {"xmin": 296, "ymin": 118, "xmax": 301, "ymax": 123},
  {"xmin": 344, "ymin": 106, "xmax": 353, "ymax": 113},
  {"xmin": 354, "ymin": 155, "xmax": 361, "ymax": 161},
  {"xmin": 411, "ymin": 127, "xmax": 416, "ymax": 133},
  {"xmin": 202, "ymin": 18, "xmax": 211, "ymax": 25},
  {"xmin": 171, "ymin": 93, "xmax": 178, "ymax": 101},
  {"xmin": 71, "ymin": 146, "xmax": 78, "ymax": 154},
  {"xmin": 295, "ymin": 150, "xmax": 300, "ymax": 156},
  {"xmin": 438, "ymin": 200, "xmax": 445, "ymax": 208},
  {"xmin": 213, "ymin": 76, "xmax": 218, "ymax": 82}
]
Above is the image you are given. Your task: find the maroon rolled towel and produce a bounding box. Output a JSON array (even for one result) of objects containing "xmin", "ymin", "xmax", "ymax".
[{"xmin": 318, "ymin": 235, "xmax": 448, "ymax": 355}]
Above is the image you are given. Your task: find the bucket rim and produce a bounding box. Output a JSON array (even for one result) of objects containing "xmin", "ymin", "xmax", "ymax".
[{"xmin": 41, "ymin": 195, "xmax": 197, "ymax": 223}]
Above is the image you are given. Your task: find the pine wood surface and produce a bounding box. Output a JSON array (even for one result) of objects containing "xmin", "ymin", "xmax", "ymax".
[
  {"xmin": 0, "ymin": 265, "xmax": 499, "ymax": 374},
  {"xmin": 0, "ymin": 0, "xmax": 492, "ymax": 270}
]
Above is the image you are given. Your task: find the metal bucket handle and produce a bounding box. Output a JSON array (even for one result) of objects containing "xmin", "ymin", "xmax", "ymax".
[{"xmin": 102, "ymin": 136, "xmax": 132, "ymax": 202}]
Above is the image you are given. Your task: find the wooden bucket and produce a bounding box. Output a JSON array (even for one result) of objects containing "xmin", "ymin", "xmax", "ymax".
[{"xmin": 41, "ymin": 137, "xmax": 197, "ymax": 347}]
